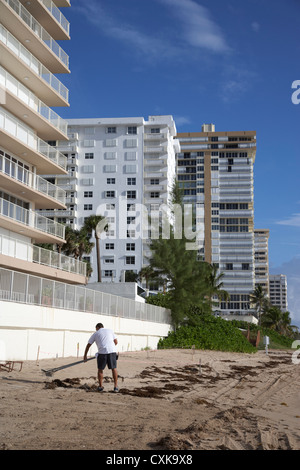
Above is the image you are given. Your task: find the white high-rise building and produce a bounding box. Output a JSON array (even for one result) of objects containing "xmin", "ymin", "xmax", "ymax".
[
  {"xmin": 269, "ymin": 274, "xmax": 288, "ymax": 312},
  {"xmin": 52, "ymin": 116, "xmax": 179, "ymax": 284}
]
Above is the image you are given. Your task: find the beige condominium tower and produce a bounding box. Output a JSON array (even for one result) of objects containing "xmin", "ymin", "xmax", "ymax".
[
  {"xmin": 176, "ymin": 124, "xmax": 257, "ymax": 320},
  {"xmin": 0, "ymin": 0, "xmax": 87, "ymax": 285}
]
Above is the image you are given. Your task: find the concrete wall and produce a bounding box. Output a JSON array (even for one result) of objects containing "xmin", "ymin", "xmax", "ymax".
[{"xmin": 0, "ymin": 300, "xmax": 172, "ymax": 361}]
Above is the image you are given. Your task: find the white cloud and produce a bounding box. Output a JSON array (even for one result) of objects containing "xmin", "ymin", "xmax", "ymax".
[
  {"xmin": 73, "ymin": 0, "xmax": 179, "ymax": 63},
  {"xmin": 251, "ymin": 22, "xmax": 260, "ymax": 32},
  {"xmin": 276, "ymin": 213, "xmax": 300, "ymax": 227},
  {"xmin": 158, "ymin": 0, "xmax": 231, "ymax": 53},
  {"xmin": 74, "ymin": 0, "xmax": 230, "ymax": 64}
]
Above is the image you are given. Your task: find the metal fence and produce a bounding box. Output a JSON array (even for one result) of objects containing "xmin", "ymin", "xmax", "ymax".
[{"xmin": 0, "ymin": 268, "xmax": 172, "ymax": 324}]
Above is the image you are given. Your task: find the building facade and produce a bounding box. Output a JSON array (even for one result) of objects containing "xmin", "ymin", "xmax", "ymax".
[
  {"xmin": 269, "ymin": 274, "xmax": 288, "ymax": 312},
  {"xmin": 50, "ymin": 116, "xmax": 179, "ymax": 284},
  {"xmin": 0, "ymin": 0, "xmax": 87, "ymax": 285},
  {"xmin": 176, "ymin": 124, "xmax": 257, "ymax": 319},
  {"xmin": 254, "ymin": 229, "xmax": 270, "ymax": 296}
]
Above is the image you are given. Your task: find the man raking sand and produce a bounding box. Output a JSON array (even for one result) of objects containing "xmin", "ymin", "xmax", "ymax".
[{"xmin": 84, "ymin": 323, "xmax": 119, "ymax": 393}]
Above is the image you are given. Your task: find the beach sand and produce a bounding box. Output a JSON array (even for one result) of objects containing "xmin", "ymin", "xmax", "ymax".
[{"xmin": 0, "ymin": 348, "xmax": 299, "ymax": 451}]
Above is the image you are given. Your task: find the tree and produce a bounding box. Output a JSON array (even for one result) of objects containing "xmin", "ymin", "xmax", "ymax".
[
  {"xmin": 250, "ymin": 284, "xmax": 267, "ymax": 325},
  {"xmin": 62, "ymin": 226, "xmax": 94, "ymax": 261},
  {"xmin": 148, "ymin": 180, "xmax": 211, "ymax": 328},
  {"xmin": 83, "ymin": 215, "xmax": 108, "ymax": 283},
  {"xmin": 138, "ymin": 265, "xmax": 160, "ymax": 290},
  {"xmin": 205, "ymin": 263, "xmax": 229, "ymax": 310}
]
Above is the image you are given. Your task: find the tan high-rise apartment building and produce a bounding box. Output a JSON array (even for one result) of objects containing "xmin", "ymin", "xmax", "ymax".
[
  {"xmin": 176, "ymin": 124, "xmax": 257, "ymax": 320},
  {"xmin": 0, "ymin": 0, "xmax": 87, "ymax": 284}
]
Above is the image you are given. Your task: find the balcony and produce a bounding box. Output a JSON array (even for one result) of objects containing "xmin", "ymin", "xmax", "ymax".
[
  {"xmin": 0, "ymin": 233, "xmax": 87, "ymax": 279},
  {"xmin": 144, "ymin": 132, "xmax": 167, "ymax": 141},
  {"xmin": 0, "ymin": 196, "xmax": 65, "ymax": 242},
  {"xmin": 37, "ymin": 208, "xmax": 76, "ymax": 218},
  {"xmin": 0, "ymin": 150, "xmax": 66, "ymax": 208},
  {"xmin": 0, "ymin": 24, "xmax": 69, "ymax": 106},
  {"xmin": 52, "ymin": 0, "xmax": 71, "ymax": 7},
  {"xmin": 144, "ymin": 146, "xmax": 166, "ymax": 154},
  {"xmin": 0, "ymin": 107, "xmax": 67, "ymax": 174},
  {"xmin": 1, "ymin": 0, "xmax": 70, "ymax": 73},
  {"xmin": 19, "ymin": 0, "xmax": 70, "ymax": 40},
  {"xmin": 0, "ymin": 66, "xmax": 68, "ymax": 139}
]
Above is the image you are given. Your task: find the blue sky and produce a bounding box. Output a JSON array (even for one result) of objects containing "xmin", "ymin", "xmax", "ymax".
[{"xmin": 57, "ymin": 0, "xmax": 300, "ymax": 325}]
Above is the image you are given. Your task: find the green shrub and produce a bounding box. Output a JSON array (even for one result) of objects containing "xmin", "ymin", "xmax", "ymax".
[{"xmin": 158, "ymin": 316, "xmax": 257, "ymax": 353}]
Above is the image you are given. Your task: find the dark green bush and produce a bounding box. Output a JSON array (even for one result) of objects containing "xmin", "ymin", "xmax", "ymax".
[{"xmin": 158, "ymin": 316, "xmax": 257, "ymax": 353}]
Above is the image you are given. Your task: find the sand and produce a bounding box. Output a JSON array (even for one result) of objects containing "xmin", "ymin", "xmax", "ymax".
[{"xmin": 0, "ymin": 348, "xmax": 299, "ymax": 451}]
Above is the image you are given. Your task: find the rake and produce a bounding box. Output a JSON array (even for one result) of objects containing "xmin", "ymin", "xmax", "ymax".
[{"xmin": 41, "ymin": 356, "xmax": 96, "ymax": 377}]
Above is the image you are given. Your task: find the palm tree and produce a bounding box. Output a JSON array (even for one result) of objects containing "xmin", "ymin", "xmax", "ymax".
[
  {"xmin": 206, "ymin": 263, "xmax": 229, "ymax": 311},
  {"xmin": 250, "ymin": 284, "xmax": 267, "ymax": 325},
  {"xmin": 62, "ymin": 226, "xmax": 94, "ymax": 260},
  {"xmin": 83, "ymin": 215, "xmax": 108, "ymax": 282},
  {"xmin": 138, "ymin": 265, "xmax": 159, "ymax": 291}
]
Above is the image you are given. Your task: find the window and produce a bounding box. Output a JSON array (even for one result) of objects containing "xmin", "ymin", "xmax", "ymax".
[
  {"xmin": 126, "ymin": 243, "xmax": 135, "ymax": 251},
  {"xmin": 84, "ymin": 127, "xmax": 95, "ymax": 135},
  {"xmin": 124, "ymin": 165, "xmax": 137, "ymax": 174},
  {"xmin": 104, "ymin": 257, "xmax": 114, "ymax": 264},
  {"xmin": 150, "ymin": 192, "xmax": 160, "ymax": 198},
  {"xmin": 127, "ymin": 230, "xmax": 135, "ymax": 238},
  {"xmin": 107, "ymin": 178, "xmax": 115, "ymax": 184},
  {"xmin": 127, "ymin": 126, "xmax": 137, "ymax": 134},
  {"xmin": 106, "ymin": 203, "xmax": 115, "ymax": 210},
  {"xmin": 104, "ymin": 270, "xmax": 113, "ymax": 278},
  {"xmin": 83, "ymin": 140, "xmax": 95, "ymax": 147},
  {"xmin": 150, "ymin": 127, "xmax": 160, "ymax": 134},
  {"xmin": 125, "ymin": 152, "xmax": 137, "ymax": 161},
  {"xmin": 82, "ymin": 165, "xmax": 94, "ymax": 173},
  {"xmin": 105, "ymin": 139, "xmax": 117, "ymax": 147},
  {"xmin": 226, "ymin": 264, "xmax": 233, "ymax": 270},
  {"xmin": 127, "ymin": 190, "xmax": 136, "ymax": 199},
  {"xmin": 84, "ymin": 204, "xmax": 93, "ymax": 210},
  {"xmin": 126, "ymin": 139, "xmax": 137, "ymax": 148},
  {"xmin": 127, "ymin": 216, "xmax": 135, "ymax": 224},
  {"xmin": 242, "ymin": 264, "xmax": 250, "ymax": 270},
  {"xmin": 105, "ymin": 191, "xmax": 115, "ymax": 198},
  {"xmin": 105, "ymin": 243, "xmax": 114, "ymax": 250},
  {"xmin": 107, "ymin": 127, "xmax": 116, "ymax": 133},
  {"xmin": 84, "ymin": 191, "xmax": 93, "ymax": 198},
  {"xmin": 150, "ymin": 179, "xmax": 159, "ymax": 185},
  {"xmin": 104, "ymin": 152, "xmax": 117, "ymax": 160},
  {"xmin": 127, "ymin": 177, "xmax": 136, "ymax": 185},
  {"xmin": 126, "ymin": 256, "xmax": 135, "ymax": 265},
  {"xmin": 85, "ymin": 153, "xmax": 94, "ymax": 159},
  {"xmin": 103, "ymin": 165, "xmax": 116, "ymax": 173},
  {"xmin": 127, "ymin": 203, "xmax": 135, "ymax": 211},
  {"xmin": 81, "ymin": 178, "xmax": 94, "ymax": 186}
]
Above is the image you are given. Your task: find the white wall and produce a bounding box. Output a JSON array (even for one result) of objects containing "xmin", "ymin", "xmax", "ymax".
[{"xmin": 0, "ymin": 301, "xmax": 172, "ymax": 361}]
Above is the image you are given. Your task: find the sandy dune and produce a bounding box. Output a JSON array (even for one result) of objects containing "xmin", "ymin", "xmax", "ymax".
[{"xmin": 0, "ymin": 348, "xmax": 299, "ymax": 451}]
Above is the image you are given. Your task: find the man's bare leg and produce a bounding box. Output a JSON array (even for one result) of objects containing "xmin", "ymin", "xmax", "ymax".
[
  {"xmin": 98, "ymin": 369, "xmax": 104, "ymax": 388},
  {"xmin": 112, "ymin": 368, "xmax": 118, "ymax": 388}
]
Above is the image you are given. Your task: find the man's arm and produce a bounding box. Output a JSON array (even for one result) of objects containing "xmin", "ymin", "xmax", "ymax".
[{"xmin": 83, "ymin": 343, "xmax": 91, "ymax": 362}]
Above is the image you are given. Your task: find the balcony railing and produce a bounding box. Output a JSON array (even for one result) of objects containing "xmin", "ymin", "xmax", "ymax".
[
  {"xmin": 0, "ymin": 197, "xmax": 65, "ymax": 240},
  {"xmin": 4, "ymin": 0, "xmax": 69, "ymax": 69},
  {"xmin": 0, "ymin": 267, "xmax": 172, "ymax": 324},
  {"xmin": 0, "ymin": 108, "xmax": 67, "ymax": 170},
  {"xmin": 0, "ymin": 24, "xmax": 69, "ymax": 103},
  {"xmin": 0, "ymin": 233, "xmax": 86, "ymax": 276},
  {"xmin": 0, "ymin": 66, "xmax": 68, "ymax": 135},
  {"xmin": 39, "ymin": 0, "xmax": 70, "ymax": 36},
  {"xmin": 0, "ymin": 151, "xmax": 66, "ymax": 205}
]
